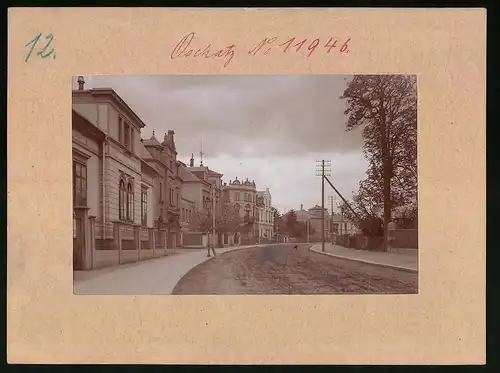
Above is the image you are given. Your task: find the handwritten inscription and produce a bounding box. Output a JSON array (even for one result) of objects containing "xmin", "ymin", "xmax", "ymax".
[
  {"xmin": 171, "ymin": 32, "xmax": 236, "ymax": 68},
  {"xmin": 171, "ymin": 32, "xmax": 352, "ymax": 68},
  {"xmin": 24, "ymin": 32, "xmax": 56, "ymax": 62},
  {"xmin": 249, "ymin": 36, "xmax": 351, "ymax": 57}
]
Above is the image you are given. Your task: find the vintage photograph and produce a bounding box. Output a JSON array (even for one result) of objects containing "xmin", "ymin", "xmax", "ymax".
[{"xmin": 72, "ymin": 75, "xmax": 418, "ymax": 295}]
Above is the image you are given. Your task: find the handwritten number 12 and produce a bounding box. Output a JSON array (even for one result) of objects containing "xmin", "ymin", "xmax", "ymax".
[{"xmin": 25, "ymin": 32, "xmax": 56, "ymax": 62}]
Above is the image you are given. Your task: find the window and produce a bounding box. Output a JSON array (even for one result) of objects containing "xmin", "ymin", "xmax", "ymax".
[
  {"xmin": 119, "ymin": 118, "xmax": 123, "ymax": 143},
  {"xmin": 119, "ymin": 180, "xmax": 127, "ymax": 220},
  {"xmin": 170, "ymin": 160, "xmax": 173, "ymax": 169},
  {"xmin": 141, "ymin": 188, "xmax": 148, "ymax": 226},
  {"xmin": 188, "ymin": 210, "xmax": 191, "ymax": 222},
  {"xmin": 73, "ymin": 161, "xmax": 87, "ymax": 207},
  {"xmin": 119, "ymin": 117, "xmax": 133, "ymax": 150},
  {"xmin": 235, "ymin": 192, "xmax": 240, "ymax": 201},
  {"xmin": 159, "ymin": 182, "xmax": 163, "ymax": 202},
  {"xmin": 181, "ymin": 208, "xmax": 185, "ymax": 222},
  {"xmin": 124, "ymin": 123, "xmax": 130, "ymax": 148},
  {"xmin": 127, "ymin": 183, "xmax": 134, "ymax": 222}
]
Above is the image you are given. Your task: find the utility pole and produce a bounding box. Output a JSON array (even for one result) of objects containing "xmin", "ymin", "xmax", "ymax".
[
  {"xmin": 316, "ymin": 160, "xmax": 331, "ymax": 252},
  {"xmin": 328, "ymin": 195, "xmax": 335, "ymax": 244}
]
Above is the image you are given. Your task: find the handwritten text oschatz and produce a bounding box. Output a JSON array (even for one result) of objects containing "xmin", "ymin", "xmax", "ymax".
[{"xmin": 170, "ymin": 32, "xmax": 351, "ymax": 68}]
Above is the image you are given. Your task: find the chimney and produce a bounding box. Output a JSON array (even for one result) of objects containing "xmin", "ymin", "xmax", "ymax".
[
  {"xmin": 167, "ymin": 130, "xmax": 174, "ymax": 143},
  {"xmin": 189, "ymin": 153, "xmax": 194, "ymax": 167},
  {"xmin": 77, "ymin": 76, "xmax": 85, "ymax": 90},
  {"xmin": 300, "ymin": 204, "xmax": 303, "ymax": 210}
]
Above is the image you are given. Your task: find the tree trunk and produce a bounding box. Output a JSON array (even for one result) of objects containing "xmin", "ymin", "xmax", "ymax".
[{"xmin": 380, "ymin": 117, "xmax": 392, "ymax": 252}]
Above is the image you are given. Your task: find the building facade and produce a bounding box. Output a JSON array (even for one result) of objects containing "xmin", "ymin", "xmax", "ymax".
[
  {"xmin": 331, "ymin": 212, "xmax": 358, "ymax": 236},
  {"xmin": 256, "ymin": 188, "xmax": 273, "ymax": 242},
  {"xmin": 72, "ymin": 82, "xmax": 161, "ymax": 269},
  {"xmin": 223, "ymin": 177, "xmax": 258, "ymax": 244},
  {"xmin": 142, "ymin": 130, "xmax": 182, "ymax": 249}
]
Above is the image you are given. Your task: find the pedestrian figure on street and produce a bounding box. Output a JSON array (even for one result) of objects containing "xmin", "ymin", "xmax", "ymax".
[
  {"xmin": 293, "ymin": 244, "xmax": 299, "ymax": 251},
  {"xmin": 207, "ymin": 243, "xmax": 217, "ymax": 257}
]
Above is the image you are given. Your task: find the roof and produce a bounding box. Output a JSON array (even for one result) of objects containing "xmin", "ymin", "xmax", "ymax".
[
  {"xmin": 72, "ymin": 110, "xmax": 106, "ymax": 141},
  {"xmin": 178, "ymin": 164, "xmax": 203, "ymax": 182},
  {"xmin": 139, "ymin": 141, "xmax": 154, "ymax": 159},
  {"xmin": 143, "ymin": 133, "xmax": 162, "ymax": 147},
  {"xmin": 73, "ymin": 88, "xmax": 147, "ymax": 129}
]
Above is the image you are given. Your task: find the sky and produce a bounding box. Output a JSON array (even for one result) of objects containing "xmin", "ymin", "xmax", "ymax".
[{"xmin": 82, "ymin": 75, "xmax": 367, "ymax": 214}]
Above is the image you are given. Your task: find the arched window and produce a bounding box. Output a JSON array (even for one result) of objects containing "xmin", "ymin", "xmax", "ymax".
[
  {"xmin": 119, "ymin": 180, "xmax": 127, "ymax": 221},
  {"xmin": 234, "ymin": 203, "xmax": 240, "ymax": 212},
  {"xmin": 127, "ymin": 183, "xmax": 134, "ymax": 222}
]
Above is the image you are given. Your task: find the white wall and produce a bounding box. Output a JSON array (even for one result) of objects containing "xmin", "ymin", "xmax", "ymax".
[
  {"xmin": 73, "ymin": 103, "xmax": 98, "ymax": 126},
  {"xmin": 73, "ymin": 102, "xmax": 109, "ymax": 134},
  {"xmin": 181, "ymin": 183, "xmax": 203, "ymax": 208},
  {"xmin": 107, "ymin": 104, "xmax": 120, "ymax": 143}
]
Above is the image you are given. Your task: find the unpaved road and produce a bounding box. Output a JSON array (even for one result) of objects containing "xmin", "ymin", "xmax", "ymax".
[{"xmin": 172, "ymin": 244, "xmax": 418, "ymax": 295}]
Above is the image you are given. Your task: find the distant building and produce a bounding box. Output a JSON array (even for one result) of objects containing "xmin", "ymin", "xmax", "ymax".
[
  {"xmin": 256, "ymin": 188, "xmax": 273, "ymax": 241},
  {"xmin": 177, "ymin": 154, "xmax": 230, "ymax": 247},
  {"xmin": 295, "ymin": 204, "xmax": 331, "ymax": 241},
  {"xmin": 223, "ymin": 177, "xmax": 258, "ymax": 244},
  {"xmin": 142, "ymin": 130, "xmax": 182, "ymax": 249},
  {"xmin": 331, "ymin": 212, "xmax": 358, "ymax": 235}
]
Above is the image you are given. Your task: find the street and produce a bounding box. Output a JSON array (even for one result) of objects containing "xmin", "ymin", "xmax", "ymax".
[{"xmin": 172, "ymin": 244, "xmax": 418, "ymax": 295}]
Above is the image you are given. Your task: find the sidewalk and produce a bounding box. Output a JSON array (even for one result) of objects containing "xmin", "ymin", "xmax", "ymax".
[
  {"xmin": 309, "ymin": 243, "xmax": 418, "ymax": 272},
  {"xmin": 73, "ymin": 244, "xmax": 264, "ymax": 295}
]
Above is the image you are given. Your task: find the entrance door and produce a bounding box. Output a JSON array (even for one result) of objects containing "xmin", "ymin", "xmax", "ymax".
[{"xmin": 73, "ymin": 214, "xmax": 84, "ymax": 270}]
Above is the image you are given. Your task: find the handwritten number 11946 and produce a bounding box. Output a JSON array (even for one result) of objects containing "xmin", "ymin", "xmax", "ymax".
[
  {"xmin": 249, "ymin": 36, "xmax": 351, "ymax": 58},
  {"xmin": 24, "ymin": 33, "xmax": 56, "ymax": 62}
]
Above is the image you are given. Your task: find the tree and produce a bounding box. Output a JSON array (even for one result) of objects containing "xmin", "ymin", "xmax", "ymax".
[
  {"xmin": 285, "ymin": 209, "xmax": 298, "ymax": 235},
  {"xmin": 271, "ymin": 207, "xmax": 281, "ymax": 232},
  {"xmin": 340, "ymin": 75, "xmax": 417, "ymax": 248},
  {"xmin": 191, "ymin": 200, "xmax": 241, "ymax": 234}
]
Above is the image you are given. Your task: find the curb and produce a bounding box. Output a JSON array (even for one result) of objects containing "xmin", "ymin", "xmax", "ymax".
[{"xmin": 309, "ymin": 247, "xmax": 418, "ymax": 274}]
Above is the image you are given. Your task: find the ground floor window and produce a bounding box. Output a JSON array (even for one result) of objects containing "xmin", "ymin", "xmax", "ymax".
[
  {"xmin": 73, "ymin": 161, "xmax": 87, "ymax": 207},
  {"xmin": 119, "ymin": 179, "xmax": 135, "ymax": 222},
  {"xmin": 141, "ymin": 187, "xmax": 148, "ymax": 226}
]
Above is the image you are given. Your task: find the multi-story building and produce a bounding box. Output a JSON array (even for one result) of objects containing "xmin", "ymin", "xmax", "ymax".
[
  {"xmin": 223, "ymin": 177, "xmax": 257, "ymax": 244},
  {"xmin": 295, "ymin": 204, "xmax": 331, "ymax": 242},
  {"xmin": 177, "ymin": 155, "xmax": 229, "ymax": 247},
  {"xmin": 72, "ymin": 77, "xmax": 161, "ymax": 269},
  {"xmin": 142, "ymin": 130, "xmax": 182, "ymax": 249},
  {"xmin": 256, "ymin": 188, "xmax": 273, "ymax": 241}
]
